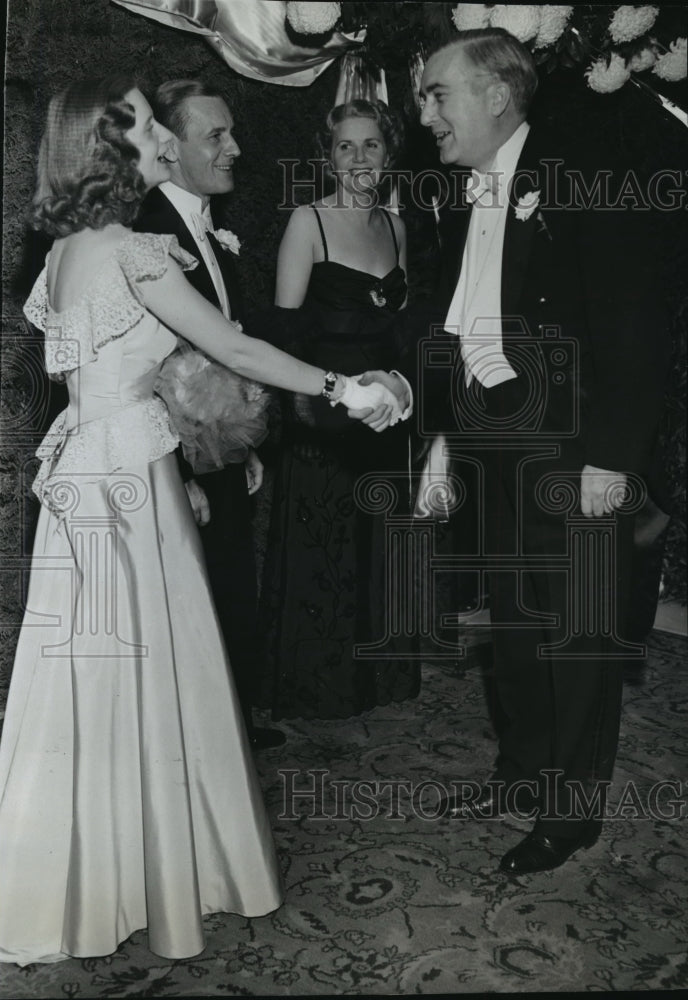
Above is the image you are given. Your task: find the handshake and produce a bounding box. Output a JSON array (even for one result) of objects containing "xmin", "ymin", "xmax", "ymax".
[{"xmin": 333, "ymin": 370, "xmax": 412, "ymax": 433}]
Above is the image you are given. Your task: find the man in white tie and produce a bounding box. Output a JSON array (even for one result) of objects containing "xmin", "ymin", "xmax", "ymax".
[
  {"xmin": 420, "ymin": 30, "xmax": 670, "ymax": 872},
  {"xmin": 135, "ymin": 80, "xmax": 286, "ymax": 750}
]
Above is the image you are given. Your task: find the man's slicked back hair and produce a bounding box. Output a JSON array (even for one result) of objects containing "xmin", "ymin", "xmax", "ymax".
[
  {"xmin": 153, "ymin": 79, "xmax": 228, "ymax": 139},
  {"xmin": 434, "ymin": 28, "xmax": 538, "ymax": 115}
]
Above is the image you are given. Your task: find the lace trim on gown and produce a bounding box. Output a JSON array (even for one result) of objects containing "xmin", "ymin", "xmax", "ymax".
[
  {"xmin": 32, "ymin": 400, "xmax": 180, "ymax": 516},
  {"xmin": 25, "ymin": 233, "xmax": 195, "ymax": 515},
  {"xmin": 23, "ymin": 233, "xmax": 197, "ymax": 380}
]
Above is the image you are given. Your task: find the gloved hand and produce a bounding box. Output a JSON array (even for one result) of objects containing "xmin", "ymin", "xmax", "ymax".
[{"xmin": 333, "ymin": 374, "xmax": 403, "ymax": 427}]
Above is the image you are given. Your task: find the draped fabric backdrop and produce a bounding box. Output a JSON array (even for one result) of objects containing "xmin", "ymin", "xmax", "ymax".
[
  {"xmin": 1, "ymin": 0, "xmax": 686, "ymax": 694},
  {"xmin": 112, "ymin": 0, "xmax": 366, "ymax": 87}
]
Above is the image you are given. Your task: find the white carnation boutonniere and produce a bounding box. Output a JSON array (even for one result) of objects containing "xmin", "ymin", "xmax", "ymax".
[
  {"xmin": 213, "ymin": 228, "xmax": 241, "ymax": 255},
  {"xmin": 514, "ymin": 189, "xmax": 541, "ymax": 221}
]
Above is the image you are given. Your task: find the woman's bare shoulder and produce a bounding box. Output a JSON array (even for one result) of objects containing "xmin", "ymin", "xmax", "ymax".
[
  {"xmin": 386, "ymin": 208, "xmax": 406, "ymax": 238},
  {"xmin": 286, "ymin": 203, "xmax": 319, "ymax": 227},
  {"xmin": 47, "ymin": 226, "xmax": 139, "ymax": 312},
  {"xmin": 279, "ymin": 206, "xmax": 320, "ymax": 265},
  {"xmin": 51, "ymin": 225, "xmax": 129, "ymax": 269}
]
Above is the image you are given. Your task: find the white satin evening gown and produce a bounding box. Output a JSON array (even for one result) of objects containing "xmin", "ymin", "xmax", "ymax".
[{"xmin": 0, "ymin": 232, "xmax": 283, "ymax": 965}]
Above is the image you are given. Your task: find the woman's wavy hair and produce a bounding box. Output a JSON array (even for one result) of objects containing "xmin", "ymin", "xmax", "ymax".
[
  {"xmin": 31, "ymin": 75, "xmax": 147, "ymax": 237},
  {"xmin": 316, "ymin": 98, "xmax": 404, "ymax": 171}
]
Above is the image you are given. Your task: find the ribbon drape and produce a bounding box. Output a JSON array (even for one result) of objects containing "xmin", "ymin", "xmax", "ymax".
[{"xmin": 112, "ymin": 0, "xmax": 364, "ymax": 87}]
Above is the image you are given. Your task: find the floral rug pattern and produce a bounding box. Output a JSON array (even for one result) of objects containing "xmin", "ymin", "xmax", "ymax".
[{"xmin": 0, "ymin": 629, "xmax": 686, "ymax": 996}]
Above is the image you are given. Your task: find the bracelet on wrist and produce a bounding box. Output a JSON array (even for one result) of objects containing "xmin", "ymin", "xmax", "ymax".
[{"xmin": 321, "ymin": 370, "xmax": 339, "ymax": 401}]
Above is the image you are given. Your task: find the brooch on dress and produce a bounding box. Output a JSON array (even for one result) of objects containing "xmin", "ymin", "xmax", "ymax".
[{"xmin": 369, "ymin": 285, "xmax": 387, "ymax": 308}]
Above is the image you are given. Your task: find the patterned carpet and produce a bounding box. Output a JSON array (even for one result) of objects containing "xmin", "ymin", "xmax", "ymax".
[{"xmin": 0, "ymin": 628, "xmax": 686, "ymax": 997}]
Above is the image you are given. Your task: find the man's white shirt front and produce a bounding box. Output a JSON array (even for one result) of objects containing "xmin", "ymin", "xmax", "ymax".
[
  {"xmin": 444, "ymin": 121, "xmax": 530, "ymax": 388},
  {"xmin": 159, "ymin": 181, "xmax": 232, "ymax": 320}
]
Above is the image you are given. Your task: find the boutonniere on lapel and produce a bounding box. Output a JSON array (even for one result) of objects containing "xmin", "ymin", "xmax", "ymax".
[
  {"xmin": 514, "ymin": 189, "xmax": 541, "ymax": 222},
  {"xmin": 213, "ymin": 228, "xmax": 241, "ymax": 255}
]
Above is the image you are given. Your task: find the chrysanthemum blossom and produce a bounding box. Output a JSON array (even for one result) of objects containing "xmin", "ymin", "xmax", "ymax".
[
  {"xmin": 286, "ymin": 1, "xmax": 341, "ymax": 34},
  {"xmin": 652, "ymin": 38, "xmax": 687, "ymax": 82},
  {"xmin": 586, "ymin": 53, "xmax": 631, "ymax": 93},
  {"xmin": 629, "ymin": 46, "xmax": 657, "ymax": 73},
  {"xmin": 451, "ymin": 4, "xmax": 492, "ymax": 31},
  {"xmin": 489, "ymin": 4, "xmax": 541, "ymax": 43},
  {"xmin": 609, "ymin": 5, "xmax": 659, "ymax": 44},
  {"xmin": 535, "ymin": 6, "xmax": 573, "ymax": 49}
]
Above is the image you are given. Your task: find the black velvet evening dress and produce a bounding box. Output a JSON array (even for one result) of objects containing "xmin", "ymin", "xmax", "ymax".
[{"xmin": 258, "ymin": 208, "xmax": 421, "ymax": 720}]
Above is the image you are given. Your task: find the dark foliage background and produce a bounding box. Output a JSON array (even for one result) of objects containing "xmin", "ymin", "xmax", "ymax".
[{"xmin": 1, "ymin": 0, "xmax": 686, "ymax": 687}]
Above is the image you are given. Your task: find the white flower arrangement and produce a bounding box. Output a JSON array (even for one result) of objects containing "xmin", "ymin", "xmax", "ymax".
[
  {"xmin": 286, "ymin": 1, "xmax": 341, "ymax": 35},
  {"xmin": 609, "ymin": 5, "xmax": 659, "ymax": 45},
  {"xmin": 213, "ymin": 229, "xmax": 241, "ymax": 255},
  {"xmin": 586, "ymin": 53, "xmax": 631, "ymax": 93},
  {"xmin": 489, "ymin": 5, "xmax": 541, "ymax": 44},
  {"xmin": 451, "ymin": 4, "xmax": 491, "ymax": 32},
  {"xmin": 629, "ymin": 46, "xmax": 658, "ymax": 73},
  {"xmin": 514, "ymin": 189, "xmax": 540, "ymax": 221},
  {"xmin": 445, "ymin": 0, "xmax": 684, "ymax": 109},
  {"xmin": 653, "ymin": 38, "xmax": 687, "ymax": 82},
  {"xmin": 535, "ymin": 5, "xmax": 573, "ymax": 49}
]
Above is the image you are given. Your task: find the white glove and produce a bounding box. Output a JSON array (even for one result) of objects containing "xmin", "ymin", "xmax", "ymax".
[
  {"xmin": 185, "ymin": 479, "xmax": 210, "ymax": 526},
  {"xmin": 333, "ymin": 374, "xmax": 403, "ymax": 425}
]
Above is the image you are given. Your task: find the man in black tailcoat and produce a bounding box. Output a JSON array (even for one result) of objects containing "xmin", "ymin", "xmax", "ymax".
[
  {"xmin": 420, "ymin": 29, "xmax": 670, "ymax": 873},
  {"xmin": 135, "ymin": 79, "xmax": 285, "ymax": 750}
]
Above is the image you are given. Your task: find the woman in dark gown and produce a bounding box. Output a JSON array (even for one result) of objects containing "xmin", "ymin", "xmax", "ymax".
[{"xmin": 259, "ymin": 100, "xmax": 421, "ymax": 720}]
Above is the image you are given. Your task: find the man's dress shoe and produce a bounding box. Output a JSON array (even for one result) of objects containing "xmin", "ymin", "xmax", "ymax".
[
  {"xmin": 249, "ymin": 726, "xmax": 286, "ymax": 750},
  {"xmin": 499, "ymin": 825, "xmax": 599, "ymax": 874}
]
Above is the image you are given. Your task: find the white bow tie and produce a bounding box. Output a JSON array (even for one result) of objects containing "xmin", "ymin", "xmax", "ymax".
[
  {"xmin": 191, "ymin": 211, "xmax": 213, "ymax": 242},
  {"xmin": 467, "ymin": 169, "xmax": 502, "ymax": 206}
]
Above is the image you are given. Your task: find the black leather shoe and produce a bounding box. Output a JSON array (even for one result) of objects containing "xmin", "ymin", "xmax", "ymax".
[
  {"xmin": 249, "ymin": 726, "xmax": 286, "ymax": 750},
  {"xmin": 499, "ymin": 826, "xmax": 599, "ymax": 875}
]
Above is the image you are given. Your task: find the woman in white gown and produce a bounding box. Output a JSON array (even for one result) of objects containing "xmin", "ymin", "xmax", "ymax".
[{"xmin": 0, "ymin": 76, "xmax": 403, "ymax": 966}]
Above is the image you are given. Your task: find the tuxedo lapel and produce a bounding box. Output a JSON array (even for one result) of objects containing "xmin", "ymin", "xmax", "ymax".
[
  {"xmin": 183, "ymin": 238, "xmax": 222, "ymax": 312},
  {"xmin": 501, "ymin": 200, "xmax": 537, "ymax": 320},
  {"xmin": 439, "ymin": 171, "xmax": 473, "ymax": 302},
  {"xmin": 448, "ymin": 206, "xmax": 472, "ymax": 289},
  {"xmin": 208, "ymin": 225, "xmax": 245, "ymax": 324},
  {"xmin": 135, "ymin": 188, "xmax": 222, "ymax": 311},
  {"xmin": 501, "ymin": 129, "xmax": 542, "ymax": 320}
]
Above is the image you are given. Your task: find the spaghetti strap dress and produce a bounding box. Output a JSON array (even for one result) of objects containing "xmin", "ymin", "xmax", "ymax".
[{"xmin": 258, "ymin": 208, "xmax": 421, "ymax": 720}]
